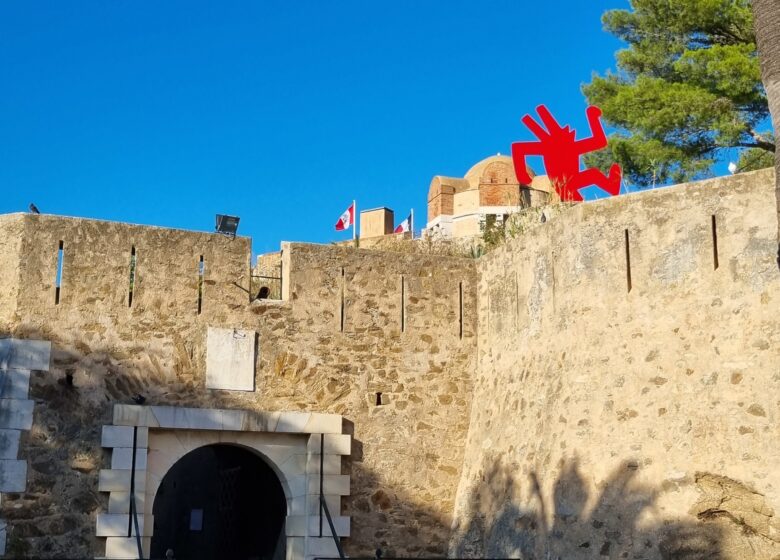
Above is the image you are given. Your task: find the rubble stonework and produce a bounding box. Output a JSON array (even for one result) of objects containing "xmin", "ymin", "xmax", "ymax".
[{"xmin": 0, "ymin": 168, "xmax": 776, "ymax": 559}]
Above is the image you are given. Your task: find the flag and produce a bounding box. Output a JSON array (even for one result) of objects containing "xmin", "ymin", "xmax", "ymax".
[
  {"xmin": 394, "ymin": 212, "xmax": 412, "ymax": 233},
  {"xmin": 335, "ymin": 203, "xmax": 355, "ymax": 231}
]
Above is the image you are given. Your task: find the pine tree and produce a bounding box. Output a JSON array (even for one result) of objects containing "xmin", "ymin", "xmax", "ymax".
[{"xmin": 583, "ymin": 0, "xmax": 775, "ymax": 187}]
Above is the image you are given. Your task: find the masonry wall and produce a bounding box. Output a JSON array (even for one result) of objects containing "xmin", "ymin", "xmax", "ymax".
[
  {"xmin": 0, "ymin": 214, "xmax": 24, "ymax": 331},
  {"xmin": 450, "ymin": 168, "xmax": 780, "ymax": 559},
  {"xmin": 0, "ymin": 215, "xmax": 477, "ymax": 558}
]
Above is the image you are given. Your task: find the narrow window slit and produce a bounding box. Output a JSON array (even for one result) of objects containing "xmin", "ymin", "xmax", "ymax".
[
  {"xmin": 400, "ymin": 275, "xmax": 406, "ymax": 333},
  {"xmin": 128, "ymin": 246, "xmax": 136, "ymax": 307},
  {"xmin": 624, "ymin": 229, "xmax": 632, "ymax": 293},
  {"xmin": 339, "ymin": 267, "xmax": 345, "ymax": 332},
  {"xmin": 711, "ymin": 215, "xmax": 719, "ymax": 270},
  {"xmin": 375, "ymin": 392, "xmax": 383, "ymax": 406},
  {"xmin": 55, "ymin": 241, "xmax": 64, "ymax": 304},
  {"xmin": 197, "ymin": 255, "xmax": 204, "ymax": 314},
  {"xmin": 458, "ymin": 281, "xmax": 464, "ymax": 339}
]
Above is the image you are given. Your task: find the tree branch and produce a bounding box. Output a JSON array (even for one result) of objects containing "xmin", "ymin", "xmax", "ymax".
[
  {"xmin": 737, "ymin": 142, "xmax": 776, "ymax": 152},
  {"xmin": 745, "ymin": 129, "xmax": 776, "ymax": 152}
]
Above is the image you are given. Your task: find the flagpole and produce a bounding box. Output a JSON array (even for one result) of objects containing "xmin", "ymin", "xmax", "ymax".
[
  {"xmin": 353, "ymin": 200, "xmax": 357, "ymax": 241},
  {"xmin": 410, "ymin": 208, "xmax": 414, "ymax": 239}
]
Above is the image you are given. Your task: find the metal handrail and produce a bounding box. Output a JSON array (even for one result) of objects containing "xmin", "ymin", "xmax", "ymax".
[
  {"xmin": 319, "ymin": 494, "xmax": 346, "ymax": 559},
  {"xmin": 129, "ymin": 492, "xmax": 143, "ymax": 559},
  {"xmin": 319, "ymin": 433, "xmax": 346, "ymax": 559}
]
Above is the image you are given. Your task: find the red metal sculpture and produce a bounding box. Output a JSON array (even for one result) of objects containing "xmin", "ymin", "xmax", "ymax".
[{"xmin": 511, "ymin": 105, "xmax": 622, "ymax": 202}]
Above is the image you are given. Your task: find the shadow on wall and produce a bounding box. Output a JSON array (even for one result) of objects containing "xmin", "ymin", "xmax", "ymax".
[
  {"xmin": 341, "ymin": 419, "xmax": 453, "ymax": 558},
  {"xmin": 449, "ymin": 457, "xmax": 769, "ymax": 560},
  {"xmin": 0, "ymin": 330, "xmax": 458, "ymax": 559}
]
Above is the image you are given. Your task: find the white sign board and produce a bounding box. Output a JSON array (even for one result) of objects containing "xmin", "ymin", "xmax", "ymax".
[{"xmin": 206, "ymin": 327, "xmax": 256, "ymax": 391}]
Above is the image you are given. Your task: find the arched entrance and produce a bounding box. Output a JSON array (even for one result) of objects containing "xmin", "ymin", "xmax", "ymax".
[{"xmin": 150, "ymin": 444, "xmax": 287, "ymax": 560}]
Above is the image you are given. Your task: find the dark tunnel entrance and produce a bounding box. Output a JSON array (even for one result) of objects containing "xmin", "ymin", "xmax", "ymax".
[{"xmin": 150, "ymin": 444, "xmax": 287, "ymax": 560}]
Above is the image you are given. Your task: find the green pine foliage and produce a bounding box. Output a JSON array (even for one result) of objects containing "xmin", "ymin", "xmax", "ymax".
[{"xmin": 583, "ymin": 0, "xmax": 775, "ymax": 187}]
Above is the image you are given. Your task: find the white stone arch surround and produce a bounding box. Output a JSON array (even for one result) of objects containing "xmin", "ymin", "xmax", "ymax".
[{"xmin": 97, "ymin": 404, "xmax": 351, "ymax": 560}]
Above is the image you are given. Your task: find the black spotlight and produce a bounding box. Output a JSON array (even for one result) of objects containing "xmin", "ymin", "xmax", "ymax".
[{"xmin": 215, "ymin": 214, "xmax": 240, "ymax": 238}]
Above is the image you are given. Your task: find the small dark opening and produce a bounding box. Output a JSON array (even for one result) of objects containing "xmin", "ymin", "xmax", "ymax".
[
  {"xmin": 340, "ymin": 267, "xmax": 345, "ymax": 332},
  {"xmin": 55, "ymin": 240, "xmax": 64, "ymax": 305},
  {"xmin": 400, "ymin": 275, "xmax": 406, "ymax": 333},
  {"xmin": 458, "ymin": 281, "xmax": 463, "ymax": 339},
  {"xmin": 376, "ymin": 392, "xmax": 383, "ymax": 406},
  {"xmin": 257, "ymin": 286, "xmax": 270, "ymax": 299},
  {"xmin": 711, "ymin": 215, "xmax": 719, "ymax": 270},
  {"xmin": 624, "ymin": 229, "xmax": 632, "ymax": 293},
  {"xmin": 197, "ymin": 255, "xmax": 204, "ymax": 314},
  {"xmin": 128, "ymin": 246, "xmax": 136, "ymax": 307}
]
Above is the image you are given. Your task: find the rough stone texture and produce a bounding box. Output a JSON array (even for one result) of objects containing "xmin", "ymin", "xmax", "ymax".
[
  {"xmin": 0, "ymin": 169, "xmax": 777, "ymax": 559},
  {"xmin": 0, "ymin": 214, "xmax": 24, "ymax": 333},
  {"xmin": 450, "ymin": 168, "xmax": 780, "ymax": 559},
  {"xmin": 0, "ymin": 214, "xmax": 477, "ymax": 558}
]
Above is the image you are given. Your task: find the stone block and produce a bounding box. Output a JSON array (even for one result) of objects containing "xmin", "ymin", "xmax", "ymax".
[
  {"xmin": 306, "ymin": 454, "xmax": 341, "ymax": 475},
  {"xmin": 104, "ymin": 536, "xmax": 151, "ymax": 559},
  {"xmin": 309, "ymin": 514, "xmax": 350, "ymax": 537},
  {"xmin": 98, "ymin": 469, "xmax": 146, "ymax": 493},
  {"xmin": 96, "ymin": 513, "xmax": 152, "ymax": 537},
  {"xmin": 303, "ymin": 413, "xmax": 342, "ymax": 434},
  {"xmin": 306, "ymin": 536, "xmax": 341, "ymax": 558},
  {"xmin": 0, "ymin": 399, "xmax": 34, "ymax": 430},
  {"xmin": 308, "ymin": 434, "xmax": 351, "ymax": 455},
  {"xmin": 244, "ymin": 410, "xmax": 280, "ymax": 432},
  {"xmin": 288, "ymin": 495, "xmax": 307, "ymax": 516},
  {"xmin": 276, "ymin": 411, "xmax": 311, "ymax": 433},
  {"xmin": 151, "ymin": 406, "xmax": 223, "ymax": 430},
  {"xmin": 0, "ymin": 429, "xmax": 20, "ymax": 459},
  {"xmin": 206, "ymin": 327, "xmax": 256, "ymax": 391},
  {"xmin": 307, "ymin": 475, "xmax": 349, "ymax": 496},
  {"xmin": 286, "ymin": 536, "xmax": 305, "ymax": 560},
  {"xmin": 284, "ymin": 514, "xmax": 307, "ymax": 536},
  {"xmin": 102, "ymin": 425, "xmax": 148, "ymax": 448},
  {"xmin": 0, "ymin": 459, "xmax": 26, "ymax": 492},
  {"xmin": 113, "ymin": 405, "xmax": 159, "ymax": 428},
  {"xmin": 286, "ymin": 474, "xmax": 308, "ymax": 498},
  {"xmin": 277, "ymin": 453, "xmax": 307, "ymax": 477},
  {"xmin": 0, "ymin": 369, "xmax": 30, "ymax": 399},
  {"xmin": 0, "ymin": 338, "xmax": 51, "ymax": 371},
  {"xmin": 108, "ymin": 491, "xmax": 146, "ymax": 515},
  {"xmin": 307, "ymin": 494, "xmax": 341, "ymax": 516},
  {"xmin": 220, "ymin": 409, "xmax": 246, "ymax": 431},
  {"xmin": 111, "ymin": 447, "xmax": 148, "ymax": 470}
]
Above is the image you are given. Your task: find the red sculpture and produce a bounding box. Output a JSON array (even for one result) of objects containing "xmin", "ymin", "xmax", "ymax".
[{"xmin": 511, "ymin": 105, "xmax": 622, "ymax": 202}]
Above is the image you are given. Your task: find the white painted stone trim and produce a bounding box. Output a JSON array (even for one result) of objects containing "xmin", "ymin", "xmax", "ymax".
[
  {"xmin": 99, "ymin": 404, "xmax": 351, "ymax": 560},
  {"xmin": 0, "ymin": 338, "xmax": 50, "ymax": 557},
  {"xmin": 112, "ymin": 405, "xmax": 343, "ymax": 434}
]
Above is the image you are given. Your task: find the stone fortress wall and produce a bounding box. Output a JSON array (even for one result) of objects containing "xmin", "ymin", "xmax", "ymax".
[
  {"xmin": 0, "ymin": 214, "xmax": 478, "ymax": 558},
  {"xmin": 450, "ymin": 168, "xmax": 780, "ymax": 559},
  {"xmin": 0, "ymin": 167, "xmax": 777, "ymax": 559}
]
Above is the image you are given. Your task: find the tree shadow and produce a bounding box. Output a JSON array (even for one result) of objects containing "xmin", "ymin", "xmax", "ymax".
[
  {"xmin": 0, "ymin": 330, "xmax": 460, "ymax": 559},
  {"xmin": 450, "ymin": 457, "xmax": 730, "ymax": 559}
]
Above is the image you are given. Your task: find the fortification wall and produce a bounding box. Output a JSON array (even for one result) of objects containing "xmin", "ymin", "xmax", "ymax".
[
  {"xmin": 450, "ymin": 168, "xmax": 780, "ymax": 559},
  {"xmin": 0, "ymin": 214, "xmax": 24, "ymax": 331},
  {"xmin": 0, "ymin": 216, "xmax": 477, "ymax": 558}
]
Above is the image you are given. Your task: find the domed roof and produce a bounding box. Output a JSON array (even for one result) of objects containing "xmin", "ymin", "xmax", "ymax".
[{"xmin": 464, "ymin": 154, "xmax": 535, "ymax": 187}]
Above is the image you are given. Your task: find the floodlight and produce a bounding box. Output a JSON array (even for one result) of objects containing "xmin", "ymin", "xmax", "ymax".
[{"xmin": 215, "ymin": 214, "xmax": 240, "ymax": 238}]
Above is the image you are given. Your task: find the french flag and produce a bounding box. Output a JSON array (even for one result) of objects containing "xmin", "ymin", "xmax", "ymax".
[{"xmin": 394, "ymin": 212, "xmax": 412, "ymax": 234}]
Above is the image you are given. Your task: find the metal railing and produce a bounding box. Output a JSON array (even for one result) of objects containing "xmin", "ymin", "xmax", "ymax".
[{"xmin": 319, "ymin": 434, "xmax": 346, "ymax": 560}]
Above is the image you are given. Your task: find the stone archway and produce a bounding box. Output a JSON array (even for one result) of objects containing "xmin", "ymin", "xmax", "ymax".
[
  {"xmin": 98, "ymin": 405, "xmax": 352, "ymax": 560},
  {"xmin": 150, "ymin": 444, "xmax": 287, "ymax": 560}
]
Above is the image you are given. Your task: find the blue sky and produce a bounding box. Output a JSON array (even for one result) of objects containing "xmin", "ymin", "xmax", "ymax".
[{"xmin": 0, "ymin": 1, "xmax": 638, "ymax": 254}]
